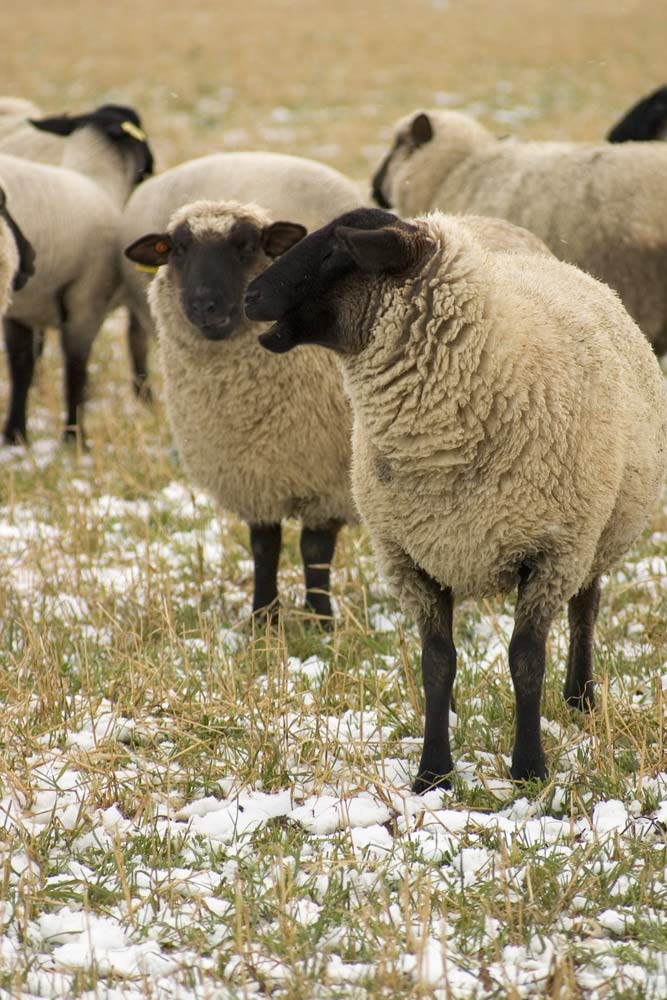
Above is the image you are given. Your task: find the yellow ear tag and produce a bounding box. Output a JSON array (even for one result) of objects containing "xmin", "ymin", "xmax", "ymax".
[
  {"xmin": 134, "ymin": 263, "xmax": 159, "ymax": 273},
  {"xmin": 121, "ymin": 120, "xmax": 147, "ymax": 142}
]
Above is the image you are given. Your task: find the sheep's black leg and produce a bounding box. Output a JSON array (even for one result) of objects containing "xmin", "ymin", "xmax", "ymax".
[
  {"xmin": 128, "ymin": 311, "xmax": 152, "ymax": 402},
  {"xmin": 300, "ymin": 521, "xmax": 341, "ymax": 620},
  {"xmin": 564, "ymin": 575, "xmax": 600, "ymax": 711},
  {"xmin": 61, "ymin": 346, "xmax": 89, "ymax": 443},
  {"xmin": 250, "ymin": 522, "xmax": 282, "ymax": 619},
  {"xmin": 413, "ymin": 582, "xmax": 456, "ymax": 793},
  {"xmin": 509, "ymin": 566, "xmax": 550, "ymax": 782},
  {"xmin": 3, "ymin": 319, "xmax": 36, "ymax": 444}
]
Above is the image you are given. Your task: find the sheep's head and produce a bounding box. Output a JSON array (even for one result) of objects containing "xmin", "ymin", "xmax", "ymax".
[
  {"xmin": 125, "ymin": 201, "xmax": 306, "ymax": 342},
  {"xmin": 0, "ymin": 185, "xmax": 35, "ymax": 291},
  {"xmin": 372, "ymin": 112, "xmax": 434, "ymax": 209},
  {"xmin": 30, "ymin": 103, "xmax": 155, "ymax": 183},
  {"xmin": 245, "ymin": 207, "xmax": 433, "ymax": 356}
]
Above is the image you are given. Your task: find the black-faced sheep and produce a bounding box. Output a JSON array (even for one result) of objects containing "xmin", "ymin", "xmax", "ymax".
[
  {"xmin": 125, "ymin": 201, "xmax": 357, "ymax": 621},
  {"xmin": 245, "ymin": 207, "xmax": 667, "ymax": 791},
  {"xmin": 372, "ymin": 108, "xmax": 667, "ymax": 354}
]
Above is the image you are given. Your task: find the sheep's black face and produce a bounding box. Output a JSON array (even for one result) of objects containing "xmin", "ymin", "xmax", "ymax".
[
  {"xmin": 168, "ymin": 220, "xmax": 261, "ymax": 341},
  {"xmin": 245, "ymin": 208, "xmax": 427, "ymax": 356},
  {"xmin": 371, "ymin": 112, "xmax": 434, "ymax": 209}
]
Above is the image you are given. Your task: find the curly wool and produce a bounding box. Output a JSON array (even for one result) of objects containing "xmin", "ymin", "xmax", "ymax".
[
  {"xmin": 380, "ymin": 109, "xmax": 667, "ymax": 349},
  {"xmin": 344, "ymin": 212, "xmax": 667, "ymax": 625},
  {"xmin": 149, "ymin": 200, "xmax": 357, "ymax": 528}
]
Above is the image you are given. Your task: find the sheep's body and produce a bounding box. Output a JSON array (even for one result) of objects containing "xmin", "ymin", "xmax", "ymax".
[
  {"xmin": 0, "ymin": 109, "xmax": 153, "ymax": 441},
  {"xmin": 347, "ymin": 215, "xmax": 665, "ymax": 620},
  {"xmin": 142, "ymin": 200, "xmax": 355, "ymax": 617},
  {"xmin": 0, "ymin": 156, "xmax": 119, "ymax": 329},
  {"xmin": 0, "ymin": 214, "xmax": 19, "ymax": 315},
  {"xmin": 119, "ymin": 152, "xmax": 362, "ymax": 392},
  {"xmin": 374, "ymin": 110, "xmax": 667, "ymax": 351},
  {"xmin": 245, "ymin": 205, "xmax": 667, "ymax": 788}
]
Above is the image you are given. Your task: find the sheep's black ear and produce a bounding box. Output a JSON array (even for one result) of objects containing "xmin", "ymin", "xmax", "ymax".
[
  {"xmin": 29, "ymin": 113, "xmax": 82, "ymax": 136},
  {"xmin": 261, "ymin": 221, "xmax": 308, "ymax": 258},
  {"xmin": 124, "ymin": 233, "xmax": 172, "ymax": 271},
  {"xmin": 410, "ymin": 112, "xmax": 433, "ymax": 146},
  {"xmin": 335, "ymin": 225, "xmax": 422, "ymax": 274}
]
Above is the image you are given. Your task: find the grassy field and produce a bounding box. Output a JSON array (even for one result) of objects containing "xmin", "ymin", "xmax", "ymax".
[{"xmin": 1, "ymin": 2, "xmax": 667, "ymax": 997}]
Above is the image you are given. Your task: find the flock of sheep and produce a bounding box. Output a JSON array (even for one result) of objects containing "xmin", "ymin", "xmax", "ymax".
[{"xmin": 1, "ymin": 85, "xmax": 667, "ymax": 794}]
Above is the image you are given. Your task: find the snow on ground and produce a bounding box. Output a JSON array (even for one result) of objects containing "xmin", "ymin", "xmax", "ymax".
[{"xmin": 1, "ymin": 469, "xmax": 667, "ymax": 998}]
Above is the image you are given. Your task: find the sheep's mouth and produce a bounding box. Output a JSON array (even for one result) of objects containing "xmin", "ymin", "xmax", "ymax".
[
  {"xmin": 258, "ymin": 322, "xmax": 295, "ymax": 354},
  {"xmin": 194, "ymin": 308, "xmax": 242, "ymax": 341}
]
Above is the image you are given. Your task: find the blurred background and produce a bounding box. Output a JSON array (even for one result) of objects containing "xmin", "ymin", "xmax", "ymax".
[{"xmin": 5, "ymin": 0, "xmax": 667, "ymax": 180}]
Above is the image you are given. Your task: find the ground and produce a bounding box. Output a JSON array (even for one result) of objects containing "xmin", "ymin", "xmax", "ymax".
[{"xmin": 1, "ymin": 2, "xmax": 667, "ymax": 998}]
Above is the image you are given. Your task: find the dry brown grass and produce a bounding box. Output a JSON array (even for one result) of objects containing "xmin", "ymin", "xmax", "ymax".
[{"xmin": 3, "ymin": 0, "xmax": 667, "ymax": 173}]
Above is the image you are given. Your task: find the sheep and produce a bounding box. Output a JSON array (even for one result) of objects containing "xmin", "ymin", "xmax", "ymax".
[
  {"xmin": 244, "ymin": 206, "xmax": 667, "ymax": 791},
  {"xmin": 0, "ymin": 183, "xmax": 35, "ymax": 314},
  {"xmin": 125, "ymin": 200, "xmax": 357, "ymax": 621},
  {"xmin": 0, "ymin": 107, "xmax": 155, "ymax": 443},
  {"xmin": 118, "ymin": 151, "xmax": 363, "ymax": 397},
  {"xmin": 371, "ymin": 108, "xmax": 667, "ymax": 354},
  {"xmin": 607, "ymin": 86, "xmax": 667, "ymax": 142}
]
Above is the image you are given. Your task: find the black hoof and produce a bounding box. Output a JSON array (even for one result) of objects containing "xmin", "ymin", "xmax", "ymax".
[
  {"xmin": 304, "ymin": 596, "xmax": 335, "ymax": 627},
  {"xmin": 412, "ymin": 767, "xmax": 452, "ymax": 795},
  {"xmin": 251, "ymin": 600, "xmax": 281, "ymax": 627},
  {"xmin": 510, "ymin": 757, "xmax": 548, "ymax": 783},
  {"xmin": 3, "ymin": 428, "xmax": 25, "ymax": 445},
  {"xmin": 564, "ymin": 685, "xmax": 595, "ymax": 713},
  {"xmin": 133, "ymin": 378, "xmax": 153, "ymax": 405}
]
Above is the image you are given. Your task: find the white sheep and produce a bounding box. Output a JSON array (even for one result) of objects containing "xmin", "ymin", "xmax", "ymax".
[
  {"xmin": 245, "ymin": 206, "xmax": 667, "ymax": 791},
  {"xmin": 118, "ymin": 151, "xmax": 363, "ymax": 397},
  {"xmin": 0, "ymin": 107, "xmax": 155, "ymax": 442},
  {"xmin": 372, "ymin": 108, "xmax": 667, "ymax": 353},
  {"xmin": 125, "ymin": 200, "xmax": 357, "ymax": 621}
]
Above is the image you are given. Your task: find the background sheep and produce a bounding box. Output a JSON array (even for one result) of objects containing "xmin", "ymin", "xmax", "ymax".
[
  {"xmin": 118, "ymin": 151, "xmax": 363, "ymax": 397},
  {"xmin": 245, "ymin": 206, "xmax": 667, "ymax": 791},
  {"xmin": 125, "ymin": 200, "xmax": 357, "ymax": 620},
  {"xmin": 0, "ymin": 97, "xmax": 41, "ymax": 142},
  {"xmin": 0, "ymin": 111, "xmax": 154, "ymax": 442},
  {"xmin": 607, "ymin": 85, "xmax": 667, "ymax": 142},
  {"xmin": 0, "ymin": 183, "xmax": 35, "ymax": 314},
  {"xmin": 372, "ymin": 108, "xmax": 667, "ymax": 354}
]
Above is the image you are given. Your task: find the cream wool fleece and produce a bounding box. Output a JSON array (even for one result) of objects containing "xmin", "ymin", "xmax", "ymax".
[
  {"xmin": 343, "ymin": 212, "xmax": 667, "ymax": 626},
  {"xmin": 149, "ymin": 201, "xmax": 356, "ymax": 529},
  {"xmin": 380, "ymin": 109, "xmax": 667, "ymax": 350},
  {"xmin": 0, "ymin": 214, "xmax": 18, "ymax": 315}
]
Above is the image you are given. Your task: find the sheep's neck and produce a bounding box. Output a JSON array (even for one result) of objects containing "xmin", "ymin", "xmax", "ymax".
[
  {"xmin": 343, "ymin": 256, "xmax": 496, "ymax": 471},
  {"xmin": 60, "ymin": 127, "xmax": 133, "ymax": 208}
]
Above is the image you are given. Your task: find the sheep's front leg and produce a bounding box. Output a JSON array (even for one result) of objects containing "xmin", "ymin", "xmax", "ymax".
[
  {"xmin": 60, "ymin": 324, "xmax": 95, "ymax": 444},
  {"xmin": 249, "ymin": 522, "xmax": 282, "ymax": 619},
  {"xmin": 509, "ymin": 565, "xmax": 553, "ymax": 782},
  {"xmin": 3, "ymin": 319, "xmax": 37, "ymax": 444},
  {"xmin": 564, "ymin": 575, "xmax": 600, "ymax": 711},
  {"xmin": 300, "ymin": 520, "xmax": 341, "ymax": 620},
  {"xmin": 127, "ymin": 310, "xmax": 152, "ymax": 402},
  {"xmin": 414, "ymin": 581, "xmax": 457, "ymax": 793}
]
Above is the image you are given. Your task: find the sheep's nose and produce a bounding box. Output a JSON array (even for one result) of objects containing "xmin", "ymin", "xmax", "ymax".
[{"xmin": 244, "ymin": 288, "xmax": 259, "ymax": 307}]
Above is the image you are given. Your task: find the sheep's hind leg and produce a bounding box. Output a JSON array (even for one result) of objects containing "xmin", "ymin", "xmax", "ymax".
[
  {"xmin": 250, "ymin": 522, "xmax": 282, "ymax": 621},
  {"xmin": 413, "ymin": 582, "xmax": 457, "ymax": 793},
  {"xmin": 3, "ymin": 319, "xmax": 36, "ymax": 444},
  {"xmin": 564, "ymin": 575, "xmax": 600, "ymax": 711},
  {"xmin": 509, "ymin": 564, "xmax": 553, "ymax": 783},
  {"xmin": 60, "ymin": 324, "xmax": 95, "ymax": 445},
  {"xmin": 300, "ymin": 520, "xmax": 342, "ymax": 622}
]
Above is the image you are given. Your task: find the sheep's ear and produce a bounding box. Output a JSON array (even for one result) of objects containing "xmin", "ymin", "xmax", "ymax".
[
  {"xmin": 335, "ymin": 225, "xmax": 422, "ymax": 274},
  {"xmin": 29, "ymin": 113, "xmax": 82, "ymax": 136},
  {"xmin": 410, "ymin": 112, "xmax": 433, "ymax": 146},
  {"xmin": 124, "ymin": 233, "xmax": 172, "ymax": 272},
  {"xmin": 261, "ymin": 221, "xmax": 308, "ymax": 258}
]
